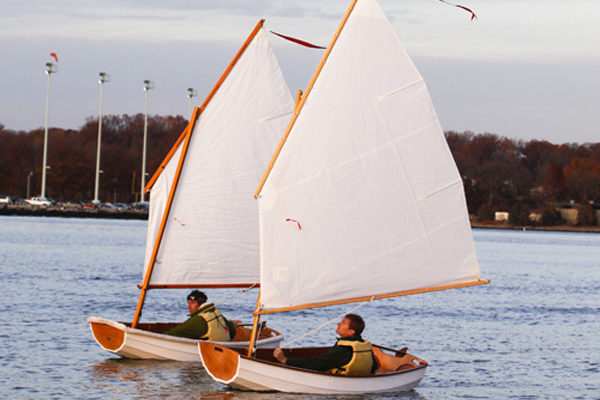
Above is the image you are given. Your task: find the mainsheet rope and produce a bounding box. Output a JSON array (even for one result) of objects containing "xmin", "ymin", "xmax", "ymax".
[
  {"xmin": 215, "ymin": 283, "xmax": 258, "ymax": 307},
  {"xmin": 281, "ymin": 296, "xmax": 375, "ymax": 349}
]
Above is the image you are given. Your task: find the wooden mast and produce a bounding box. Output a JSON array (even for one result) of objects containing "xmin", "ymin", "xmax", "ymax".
[
  {"xmin": 131, "ymin": 19, "xmax": 266, "ymax": 328},
  {"xmin": 246, "ymin": 291, "xmax": 262, "ymax": 357},
  {"xmin": 132, "ymin": 109, "xmax": 197, "ymax": 328},
  {"xmin": 244, "ymin": 0, "xmax": 359, "ymax": 358},
  {"xmin": 254, "ymin": 0, "xmax": 358, "ymax": 199}
]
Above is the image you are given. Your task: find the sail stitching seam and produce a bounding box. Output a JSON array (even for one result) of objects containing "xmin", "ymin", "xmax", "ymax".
[
  {"xmin": 259, "ymin": 110, "xmax": 293, "ymax": 123},
  {"xmin": 377, "ymin": 79, "xmax": 424, "ymax": 101}
]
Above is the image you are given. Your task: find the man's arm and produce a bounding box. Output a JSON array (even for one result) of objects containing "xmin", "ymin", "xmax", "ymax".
[
  {"xmin": 282, "ymin": 346, "xmax": 353, "ymax": 371},
  {"xmin": 163, "ymin": 315, "xmax": 208, "ymax": 339},
  {"xmin": 225, "ymin": 317, "xmax": 236, "ymax": 340}
]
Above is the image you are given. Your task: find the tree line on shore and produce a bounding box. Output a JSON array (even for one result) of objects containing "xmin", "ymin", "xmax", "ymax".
[
  {"xmin": 446, "ymin": 131, "xmax": 600, "ymax": 226},
  {"xmin": 1, "ymin": 116, "xmax": 599, "ymax": 225},
  {"xmin": 0, "ymin": 115, "xmax": 187, "ymax": 205}
]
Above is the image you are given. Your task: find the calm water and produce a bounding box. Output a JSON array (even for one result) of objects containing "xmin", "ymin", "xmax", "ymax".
[{"xmin": 0, "ymin": 216, "xmax": 598, "ymax": 399}]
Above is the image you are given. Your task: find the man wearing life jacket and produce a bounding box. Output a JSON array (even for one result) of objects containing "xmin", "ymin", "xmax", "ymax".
[
  {"xmin": 164, "ymin": 290, "xmax": 236, "ymax": 341},
  {"xmin": 273, "ymin": 314, "xmax": 376, "ymax": 375}
]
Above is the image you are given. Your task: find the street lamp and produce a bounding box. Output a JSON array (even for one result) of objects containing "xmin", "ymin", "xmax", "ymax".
[
  {"xmin": 140, "ymin": 79, "xmax": 154, "ymax": 203},
  {"xmin": 187, "ymin": 87, "xmax": 197, "ymax": 120},
  {"xmin": 41, "ymin": 62, "xmax": 57, "ymax": 199},
  {"xmin": 93, "ymin": 72, "xmax": 110, "ymax": 204},
  {"xmin": 26, "ymin": 171, "xmax": 34, "ymax": 199}
]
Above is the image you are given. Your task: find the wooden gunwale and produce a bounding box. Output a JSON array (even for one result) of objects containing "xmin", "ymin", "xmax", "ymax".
[
  {"xmin": 255, "ymin": 279, "xmax": 491, "ymax": 315},
  {"xmin": 131, "ymin": 20, "xmax": 266, "ymax": 328},
  {"xmin": 204, "ymin": 344, "xmax": 427, "ymax": 378},
  {"xmin": 243, "ymin": 354, "xmax": 427, "ymax": 378},
  {"xmin": 254, "ymin": 0, "xmax": 358, "ymax": 199}
]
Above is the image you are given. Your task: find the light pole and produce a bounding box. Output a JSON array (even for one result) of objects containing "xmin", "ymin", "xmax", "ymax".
[
  {"xmin": 27, "ymin": 171, "xmax": 34, "ymax": 199},
  {"xmin": 140, "ymin": 79, "xmax": 154, "ymax": 203},
  {"xmin": 93, "ymin": 72, "xmax": 110, "ymax": 204},
  {"xmin": 187, "ymin": 87, "xmax": 197, "ymax": 120},
  {"xmin": 41, "ymin": 62, "xmax": 57, "ymax": 199}
]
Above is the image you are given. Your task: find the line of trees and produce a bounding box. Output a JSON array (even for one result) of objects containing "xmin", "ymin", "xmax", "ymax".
[
  {"xmin": 446, "ymin": 131, "xmax": 600, "ymax": 225},
  {"xmin": 0, "ymin": 115, "xmax": 187, "ymax": 204},
  {"xmin": 1, "ymin": 119, "xmax": 599, "ymax": 224}
]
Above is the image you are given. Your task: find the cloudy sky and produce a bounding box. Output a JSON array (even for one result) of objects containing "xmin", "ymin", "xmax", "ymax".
[{"xmin": 1, "ymin": 0, "xmax": 599, "ymax": 143}]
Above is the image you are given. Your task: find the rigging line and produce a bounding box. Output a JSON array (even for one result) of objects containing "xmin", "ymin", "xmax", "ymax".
[
  {"xmin": 216, "ymin": 283, "xmax": 258, "ymax": 307},
  {"xmin": 281, "ymin": 296, "xmax": 375, "ymax": 349}
]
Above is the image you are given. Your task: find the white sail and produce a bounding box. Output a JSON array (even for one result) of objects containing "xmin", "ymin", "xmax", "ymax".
[
  {"xmin": 143, "ymin": 27, "xmax": 294, "ymax": 285},
  {"xmin": 257, "ymin": 0, "xmax": 481, "ymax": 310}
]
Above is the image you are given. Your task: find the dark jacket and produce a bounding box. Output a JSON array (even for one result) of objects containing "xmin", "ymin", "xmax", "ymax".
[
  {"xmin": 164, "ymin": 303, "xmax": 236, "ymax": 340},
  {"xmin": 285, "ymin": 336, "xmax": 377, "ymax": 373}
]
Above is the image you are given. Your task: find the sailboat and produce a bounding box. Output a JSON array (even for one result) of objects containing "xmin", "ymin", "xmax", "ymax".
[
  {"xmin": 199, "ymin": 0, "xmax": 489, "ymax": 393},
  {"xmin": 88, "ymin": 20, "xmax": 295, "ymax": 361}
]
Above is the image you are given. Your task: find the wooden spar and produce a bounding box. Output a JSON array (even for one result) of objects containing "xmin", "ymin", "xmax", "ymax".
[
  {"xmin": 132, "ymin": 108, "xmax": 197, "ymax": 328},
  {"xmin": 294, "ymin": 89, "xmax": 303, "ymax": 111},
  {"xmin": 131, "ymin": 20, "xmax": 267, "ymax": 328},
  {"xmin": 254, "ymin": 0, "xmax": 358, "ymax": 199},
  {"xmin": 138, "ymin": 283, "xmax": 259, "ymax": 289},
  {"xmin": 256, "ymin": 279, "xmax": 491, "ymax": 315},
  {"xmin": 246, "ymin": 291, "xmax": 262, "ymax": 357},
  {"xmin": 144, "ymin": 124, "xmax": 191, "ymax": 194}
]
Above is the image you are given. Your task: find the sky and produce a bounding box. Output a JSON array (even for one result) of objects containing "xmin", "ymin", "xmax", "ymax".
[{"xmin": 1, "ymin": 0, "xmax": 599, "ymax": 144}]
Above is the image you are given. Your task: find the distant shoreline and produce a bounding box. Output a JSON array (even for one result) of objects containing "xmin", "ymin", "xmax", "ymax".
[
  {"xmin": 0, "ymin": 204, "xmax": 148, "ymax": 220},
  {"xmin": 2, "ymin": 205, "xmax": 599, "ymax": 233},
  {"xmin": 471, "ymin": 222, "xmax": 600, "ymax": 233}
]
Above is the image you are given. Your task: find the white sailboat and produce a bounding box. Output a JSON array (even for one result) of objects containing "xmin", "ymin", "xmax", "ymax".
[
  {"xmin": 88, "ymin": 20, "xmax": 294, "ymax": 361},
  {"xmin": 199, "ymin": 0, "xmax": 488, "ymax": 393}
]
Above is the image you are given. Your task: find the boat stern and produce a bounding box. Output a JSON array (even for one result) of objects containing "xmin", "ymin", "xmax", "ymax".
[
  {"xmin": 198, "ymin": 342, "xmax": 240, "ymax": 384},
  {"xmin": 87, "ymin": 316, "xmax": 126, "ymax": 352}
]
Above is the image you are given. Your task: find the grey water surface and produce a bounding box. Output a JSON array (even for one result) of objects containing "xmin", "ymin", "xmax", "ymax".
[{"xmin": 0, "ymin": 216, "xmax": 598, "ymax": 399}]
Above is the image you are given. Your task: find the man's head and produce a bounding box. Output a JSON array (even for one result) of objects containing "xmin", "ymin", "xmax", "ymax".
[
  {"xmin": 186, "ymin": 290, "xmax": 207, "ymax": 314},
  {"xmin": 336, "ymin": 313, "xmax": 365, "ymax": 337}
]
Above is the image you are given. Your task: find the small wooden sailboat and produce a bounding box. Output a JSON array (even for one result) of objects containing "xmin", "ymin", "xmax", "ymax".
[
  {"xmin": 88, "ymin": 20, "xmax": 295, "ymax": 361},
  {"xmin": 199, "ymin": 0, "xmax": 488, "ymax": 393}
]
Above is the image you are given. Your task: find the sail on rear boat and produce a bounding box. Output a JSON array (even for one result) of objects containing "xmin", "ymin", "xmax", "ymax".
[
  {"xmin": 199, "ymin": 0, "xmax": 489, "ymax": 393},
  {"xmin": 88, "ymin": 20, "xmax": 295, "ymax": 361}
]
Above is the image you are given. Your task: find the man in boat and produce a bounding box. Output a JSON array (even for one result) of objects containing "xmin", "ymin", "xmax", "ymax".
[
  {"xmin": 272, "ymin": 313, "xmax": 376, "ymax": 375},
  {"xmin": 164, "ymin": 290, "xmax": 236, "ymax": 341}
]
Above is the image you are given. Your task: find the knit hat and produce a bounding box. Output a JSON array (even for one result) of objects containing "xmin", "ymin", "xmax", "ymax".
[{"xmin": 187, "ymin": 290, "xmax": 207, "ymax": 303}]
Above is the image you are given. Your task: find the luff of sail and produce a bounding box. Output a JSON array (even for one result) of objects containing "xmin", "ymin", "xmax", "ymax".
[
  {"xmin": 256, "ymin": 0, "xmax": 484, "ymax": 311},
  {"xmin": 143, "ymin": 26, "xmax": 294, "ymax": 287}
]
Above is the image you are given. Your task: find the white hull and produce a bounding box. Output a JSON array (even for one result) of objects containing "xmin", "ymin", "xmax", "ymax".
[
  {"xmin": 199, "ymin": 342, "xmax": 427, "ymax": 394},
  {"xmin": 88, "ymin": 316, "xmax": 283, "ymax": 362}
]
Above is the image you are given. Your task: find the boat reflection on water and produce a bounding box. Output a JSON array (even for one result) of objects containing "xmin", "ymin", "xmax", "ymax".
[{"xmin": 89, "ymin": 359, "xmax": 228, "ymax": 399}]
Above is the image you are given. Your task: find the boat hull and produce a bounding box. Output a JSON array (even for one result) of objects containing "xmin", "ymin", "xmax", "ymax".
[
  {"xmin": 199, "ymin": 342, "xmax": 427, "ymax": 394},
  {"xmin": 88, "ymin": 316, "xmax": 283, "ymax": 361}
]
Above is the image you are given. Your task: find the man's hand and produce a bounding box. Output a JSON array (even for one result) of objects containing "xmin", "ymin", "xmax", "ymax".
[{"xmin": 273, "ymin": 347, "xmax": 287, "ymax": 364}]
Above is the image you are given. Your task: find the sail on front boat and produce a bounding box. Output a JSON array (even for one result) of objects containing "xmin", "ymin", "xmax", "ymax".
[
  {"xmin": 87, "ymin": 20, "xmax": 294, "ymax": 361},
  {"xmin": 199, "ymin": 0, "xmax": 489, "ymax": 393}
]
